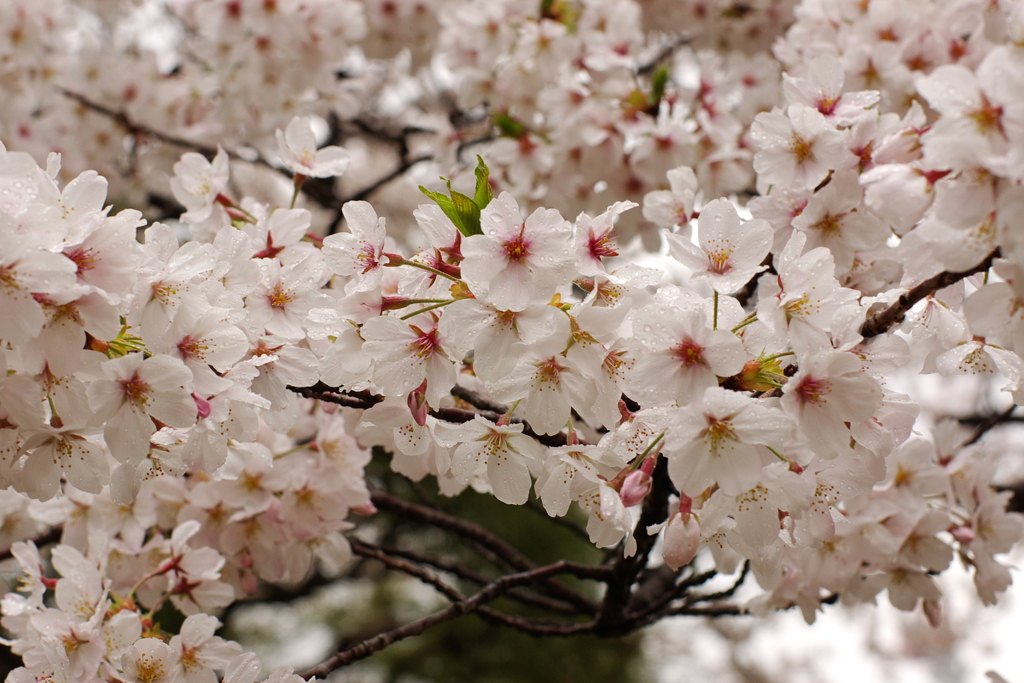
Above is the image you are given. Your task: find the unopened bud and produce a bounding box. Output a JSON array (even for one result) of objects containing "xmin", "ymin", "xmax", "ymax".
[
  {"xmin": 736, "ymin": 357, "xmax": 786, "ymax": 392},
  {"xmin": 351, "ymin": 501, "xmax": 378, "ymax": 516},
  {"xmin": 949, "ymin": 524, "xmax": 975, "ymax": 544},
  {"xmin": 923, "ymin": 599, "xmax": 942, "ymax": 628},
  {"xmin": 192, "ymin": 393, "xmax": 212, "ymax": 419},
  {"xmin": 663, "ymin": 512, "xmax": 701, "ymax": 570},
  {"xmin": 407, "ymin": 380, "xmax": 429, "ymax": 427},
  {"xmin": 620, "ymin": 469, "xmax": 652, "ymax": 507}
]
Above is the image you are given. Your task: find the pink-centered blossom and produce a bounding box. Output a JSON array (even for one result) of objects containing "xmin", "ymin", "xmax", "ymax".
[
  {"xmin": 361, "ymin": 315, "xmax": 457, "ymax": 408},
  {"xmin": 87, "ymin": 354, "xmax": 196, "ymax": 464},
  {"xmin": 665, "ymin": 386, "xmax": 792, "ymax": 497},
  {"xmin": 461, "ymin": 192, "xmax": 574, "ymax": 312},
  {"xmin": 666, "ymin": 198, "xmax": 772, "ymax": 293}
]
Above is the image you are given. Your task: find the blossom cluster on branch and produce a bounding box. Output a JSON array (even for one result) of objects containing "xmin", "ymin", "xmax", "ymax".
[{"xmin": 2, "ymin": 0, "xmax": 1024, "ymax": 681}]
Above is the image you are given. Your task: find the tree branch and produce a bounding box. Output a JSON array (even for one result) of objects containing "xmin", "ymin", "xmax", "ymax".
[
  {"xmin": 368, "ymin": 542, "xmax": 581, "ymax": 614},
  {"xmin": 370, "ymin": 489, "xmax": 606, "ymax": 614},
  {"xmin": 299, "ymin": 561, "xmax": 599, "ymax": 678},
  {"xmin": 860, "ymin": 249, "xmax": 1000, "ymax": 338},
  {"xmin": 595, "ymin": 457, "xmax": 673, "ymax": 636},
  {"xmin": 351, "ymin": 539, "xmax": 594, "ymax": 639},
  {"xmin": 289, "ymin": 382, "xmax": 574, "ymax": 447},
  {"xmin": 966, "ymin": 404, "xmax": 1019, "ymax": 445}
]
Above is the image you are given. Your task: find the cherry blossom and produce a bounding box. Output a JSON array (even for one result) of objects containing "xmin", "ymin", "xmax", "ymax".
[
  {"xmin": 276, "ymin": 116, "xmax": 351, "ymax": 179},
  {"xmin": 461, "ymin": 192, "xmax": 575, "ymax": 312},
  {"xmin": 666, "ymin": 198, "xmax": 773, "ymax": 293}
]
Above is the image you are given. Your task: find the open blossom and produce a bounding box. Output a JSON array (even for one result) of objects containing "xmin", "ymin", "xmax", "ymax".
[
  {"xmin": 782, "ymin": 350, "xmax": 882, "ymax": 459},
  {"xmin": 87, "ymin": 354, "xmax": 196, "ymax": 464},
  {"xmin": 642, "ymin": 166, "xmax": 702, "ymax": 230},
  {"xmin": 170, "ymin": 148, "xmax": 230, "ymax": 223},
  {"xmin": 461, "ymin": 192, "xmax": 575, "ymax": 312},
  {"xmin": 361, "ymin": 315, "xmax": 457, "ymax": 408},
  {"xmin": 574, "ymin": 201, "xmax": 636, "ymax": 276},
  {"xmin": 666, "ymin": 198, "xmax": 772, "ymax": 293},
  {"xmin": 665, "ymin": 386, "xmax": 792, "ymax": 497},
  {"xmin": 434, "ymin": 416, "xmax": 545, "ymax": 505},
  {"xmin": 750, "ymin": 103, "xmax": 854, "ymax": 192},
  {"xmin": 276, "ymin": 116, "xmax": 350, "ymax": 178},
  {"xmin": 782, "ymin": 54, "xmax": 879, "ymax": 126},
  {"xmin": 628, "ymin": 304, "xmax": 745, "ymax": 406},
  {"xmin": 322, "ymin": 201, "xmax": 387, "ymax": 293},
  {"xmin": 122, "ymin": 638, "xmax": 178, "ymax": 683},
  {"xmin": 170, "ymin": 614, "xmax": 243, "ymax": 683}
]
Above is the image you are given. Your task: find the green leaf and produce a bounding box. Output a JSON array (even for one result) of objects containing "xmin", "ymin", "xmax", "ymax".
[
  {"xmin": 650, "ymin": 64, "xmax": 669, "ymax": 109},
  {"xmin": 473, "ymin": 155, "xmax": 492, "ymax": 209},
  {"xmin": 419, "ymin": 185, "xmax": 465, "ymax": 233},
  {"xmin": 493, "ymin": 112, "xmax": 526, "ymax": 139},
  {"xmin": 450, "ymin": 190, "xmax": 482, "ymax": 236}
]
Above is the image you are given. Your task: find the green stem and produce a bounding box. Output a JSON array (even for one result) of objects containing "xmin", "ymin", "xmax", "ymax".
[
  {"xmin": 731, "ymin": 315, "xmax": 757, "ymax": 333},
  {"xmin": 396, "ymin": 259, "xmax": 461, "ymax": 283},
  {"xmin": 765, "ymin": 446, "xmax": 787, "ymax": 462},
  {"xmin": 713, "ymin": 291, "xmax": 719, "ymax": 331},
  {"xmin": 399, "ymin": 300, "xmax": 457, "ymax": 320}
]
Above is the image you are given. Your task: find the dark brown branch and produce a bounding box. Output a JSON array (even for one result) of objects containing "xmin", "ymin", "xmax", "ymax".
[
  {"xmin": 966, "ymin": 404, "xmax": 1018, "ymax": 445},
  {"xmin": 341, "ymin": 155, "xmax": 433, "ymax": 206},
  {"xmin": 370, "ymin": 489, "xmax": 606, "ymax": 614},
  {"xmin": 61, "ymin": 89, "xmax": 224, "ymax": 160},
  {"xmin": 636, "ymin": 35, "xmax": 693, "ymax": 75},
  {"xmin": 523, "ymin": 497, "xmax": 592, "ymax": 543},
  {"xmin": 299, "ymin": 561, "xmax": 599, "ymax": 678},
  {"xmin": 351, "ymin": 539, "xmax": 592, "ymax": 638},
  {"xmin": 450, "ymin": 384, "xmax": 510, "ymax": 414},
  {"xmin": 371, "ymin": 543, "xmax": 580, "ymax": 615},
  {"xmin": 289, "ymin": 382, "xmax": 573, "ymax": 447},
  {"xmin": 60, "ymin": 90, "xmax": 432, "ymax": 228},
  {"xmin": 685, "ymin": 561, "xmax": 750, "ymax": 605},
  {"xmin": 860, "ymin": 249, "xmax": 1000, "ymax": 338},
  {"xmin": 595, "ymin": 457, "xmax": 673, "ymax": 636}
]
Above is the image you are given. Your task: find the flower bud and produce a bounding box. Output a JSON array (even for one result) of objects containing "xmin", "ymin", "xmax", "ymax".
[
  {"xmin": 408, "ymin": 380, "xmax": 429, "ymax": 427},
  {"xmin": 663, "ymin": 512, "xmax": 701, "ymax": 570},
  {"xmin": 949, "ymin": 524, "xmax": 975, "ymax": 544},
  {"xmin": 736, "ymin": 356, "xmax": 786, "ymax": 392},
  {"xmin": 192, "ymin": 393, "xmax": 212, "ymax": 420},
  {"xmin": 620, "ymin": 469, "xmax": 652, "ymax": 507}
]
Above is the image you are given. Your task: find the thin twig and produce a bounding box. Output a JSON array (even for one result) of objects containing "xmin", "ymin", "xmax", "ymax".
[
  {"xmin": 299, "ymin": 561, "xmax": 599, "ymax": 678},
  {"xmin": 636, "ymin": 35, "xmax": 693, "ymax": 75},
  {"xmin": 352, "ymin": 539, "xmax": 590, "ymax": 636},
  {"xmin": 289, "ymin": 382, "xmax": 573, "ymax": 447},
  {"xmin": 373, "ymin": 543, "xmax": 580, "ymax": 614},
  {"xmin": 370, "ymin": 489, "xmax": 606, "ymax": 613}
]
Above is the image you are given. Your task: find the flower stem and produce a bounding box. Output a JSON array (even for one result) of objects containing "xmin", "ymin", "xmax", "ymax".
[
  {"xmin": 393, "ymin": 258, "xmax": 462, "ymax": 283},
  {"xmin": 400, "ymin": 300, "xmax": 456, "ymax": 320},
  {"xmin": 731, "ymin": 315, "xmax": 757, "ymax": 333},
  {"xmin": 713, "ymin": 291, "xmax": 719, "ymax": 331}
]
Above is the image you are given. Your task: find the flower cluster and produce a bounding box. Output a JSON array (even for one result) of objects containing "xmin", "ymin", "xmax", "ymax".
[{"xmin": 1, "ymin": 0, "xmax": 1024, "ymax": 679}]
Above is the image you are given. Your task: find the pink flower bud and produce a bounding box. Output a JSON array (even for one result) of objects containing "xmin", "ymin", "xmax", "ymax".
[
  {"xmin": 408, "ymin": 380, "xmax": 429, "ymax": 427},
  {"xmin": 351, "ymin": 501, "xmax": 378, "ymax": 516},
  {"xmin": 949, "ymin": 524, "xmax": 975, "ymax": 544},
  {"xmin": 192, "ymin": 392, "xmax": 212, "ymax": 419},
  {"xmin": 923, "ymin": 599, "xmax": 942, "ymax": 628},
  {"xmin": 620, "ymin": 469, "xmax": 652, "ymax": 507},
  {"xmin": 663, "ymin": 512, "xmax": 701, "ymax": 570}
]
